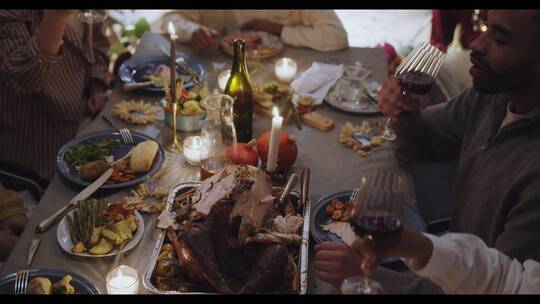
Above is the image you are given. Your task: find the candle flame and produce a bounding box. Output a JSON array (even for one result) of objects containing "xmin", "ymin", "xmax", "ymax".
[
  {"xmin": 168, "ymin": 22, "xmax": 176, "ymax": 36},
  {"xmin": 272, "ymin": 107, "xmax": 280, "ymax": 117}
]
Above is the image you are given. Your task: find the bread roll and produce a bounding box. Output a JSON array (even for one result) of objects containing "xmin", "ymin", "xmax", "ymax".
[{"xmin": 130, "ymin": 140, "xmax": 158, "ymax": 173}]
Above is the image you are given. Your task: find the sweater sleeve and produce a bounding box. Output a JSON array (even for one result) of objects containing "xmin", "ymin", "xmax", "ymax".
[
  {"xmin": 0, "ymin": 11, "xmax": 64, "ymax": 96},
  {"xmin": 492, "ymin": 176, "xmax": 540, "ymax": 263},
  {"xmin": 412, "ymin": 233, "xmax": 540, "ymax": 294},
  {"xmin": 280, "ymin": 10, "xmax": 348, "ymax": 52},
  {"xmin": 87, "ymin": 21, "xmax": 110, "ymax": 88},
  {"xmin": 392, "ymin": 88, "xmax": 476, "ymax": 163}
]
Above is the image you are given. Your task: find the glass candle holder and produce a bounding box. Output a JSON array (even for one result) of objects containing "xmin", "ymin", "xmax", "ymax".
[
  {"xmin": 106, "ymin": 265, "xmax": 139, "ymax": 295},
  {"xmin": 274, "ymin": 58, "xmax": 297, "ymax": 83},
  {"xmin": 183, "ymin": 136, "xmax": 205, "ymax": 166}
]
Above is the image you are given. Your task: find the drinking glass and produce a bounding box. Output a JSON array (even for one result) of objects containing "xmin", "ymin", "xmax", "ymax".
[
  {"xmin": 199, "ymin": 94, "xmax": 237, "ymax": 180},
  {"xmin": 376, "ymin": 42, "xmax": 445, "ymax": 141},
  {"xmin": 342, "ymin": 172, "xmax": 406, "ymax": 294},
  {"xmin": 78, "ymin": 10, "xmax": 107, "ymax": 24}
]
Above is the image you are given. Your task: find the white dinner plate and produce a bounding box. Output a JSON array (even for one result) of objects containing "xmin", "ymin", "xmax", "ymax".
[{"xmin": 57, "ymin": 209, "xmax": 145, "ymax": 258}]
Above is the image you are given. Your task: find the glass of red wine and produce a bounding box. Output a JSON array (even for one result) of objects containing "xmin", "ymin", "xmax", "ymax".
[
  {"xmin": 376, "ymin": 42, "xmax": 446, "ymax": 141},
  {"xmin": 341, "ymin": 174, "xmax": 406, "ymax": 294}
]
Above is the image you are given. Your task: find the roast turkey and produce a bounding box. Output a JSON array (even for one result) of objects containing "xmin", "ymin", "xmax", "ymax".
[{"xmin": 166, "ymin": 164, "xmax": 301, "ymax": 294}]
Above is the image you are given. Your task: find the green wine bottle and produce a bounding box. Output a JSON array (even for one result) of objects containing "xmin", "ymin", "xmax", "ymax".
[{"xmin": 225, "ymin": 39, "xmax": 253, "ymax": 143}]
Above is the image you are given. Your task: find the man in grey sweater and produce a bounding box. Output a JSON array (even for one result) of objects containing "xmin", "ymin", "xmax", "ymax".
[{"xmin": 314, "ymin": 10, "xmax": 540, "ymax": 293}]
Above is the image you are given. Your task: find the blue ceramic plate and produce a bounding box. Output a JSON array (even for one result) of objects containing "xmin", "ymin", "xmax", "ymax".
[
  {"xmin": 118, "ymin": 53, "xmax": 206, "ymax": 92},
  {"xmin": 56, "ymin": 130, "xmax": 165, "ymax": 190},
  {"xmin": 0, "ymin": 268, "xmax": 100, "ymax": 294},
  {"xmin": 310, "ymin": 190, "xmax": 426, "ymax": 265}
]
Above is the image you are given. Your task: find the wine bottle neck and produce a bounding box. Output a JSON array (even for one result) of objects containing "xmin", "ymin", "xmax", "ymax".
[{"xmin": 232, "ymin": 40, "xmax": 248, "ymax": 75}]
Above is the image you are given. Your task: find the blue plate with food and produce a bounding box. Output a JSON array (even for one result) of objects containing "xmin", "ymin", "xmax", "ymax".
[
  {"xmin": 56, "ymin": 130, "xmax": 165, "ymax": 190},
  {"xmin": 310, "ymin": 189, "xmax": 426, "ymax": 266},
  {"xmin": 118, "ymin": 52, "xmax": 206, "ymax": 92},
  {"xmin": 0, "ymin": 268, "xmax": 100, "ymax": 294}
]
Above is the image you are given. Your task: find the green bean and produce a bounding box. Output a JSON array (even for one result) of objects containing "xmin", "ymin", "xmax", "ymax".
[{"xmin": 67, "ymin": 215, "xmax": 78, "ymax": 244}]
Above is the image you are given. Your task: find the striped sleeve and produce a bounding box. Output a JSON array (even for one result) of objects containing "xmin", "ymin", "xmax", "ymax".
[
  {"xmin": 87, "ymin": 21, "xmax": 110, "ymax": 87},
  {"xmin": 0, "ymin": 16, "xmax": 64, "ymax": 95}
]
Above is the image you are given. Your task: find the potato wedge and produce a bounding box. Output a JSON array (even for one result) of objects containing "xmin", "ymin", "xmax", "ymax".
[
  {"xmin": 89, "ymin": 237, "xmax": 113, "ymax": 255},
  {"xmin": 101, "ymin": 229, "xmax": 124, "ymax": 246}
]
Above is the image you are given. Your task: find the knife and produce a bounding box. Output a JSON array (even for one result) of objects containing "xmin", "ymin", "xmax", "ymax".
[
  {"xmin": 156, "ymin": 44, "xmax": 201, "ymax": 82},
  {"xmin": 278, "ymin": 173, "xmax": 299, "ymax": 207},
  {"xmin": 35, "ymin": 167, "xmax": 113, "ymax": 233},
  {"xmin": 300, "ymin": 168, "xmax": 310, "ymax": 206}
]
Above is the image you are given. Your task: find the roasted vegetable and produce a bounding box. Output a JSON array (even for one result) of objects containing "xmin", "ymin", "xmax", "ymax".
[
  {"xmin": 27, "ymin": 277, "xmax": 53, "ymax": 295},
  {"xmin": 79, "ymin": 160, "xmax": 109, "ymax": 181},
  {"xmin": 125, "ymin": 215, "xmax": 139, "ymax": 233},
  {"xmin": 68, "ymin": 199, "xmax": 108, "ymax": 252},
  {"xmin": 90, "ymin": 227, "xmax": 103, "ymax": 246},
  {"xmin": 158, "ymin": 250, "xmax": 176, "ymax": 261},
  {"xmin": 101, "ymin": 229, "xmax": 124, "ymax": 246},
  {"xmin": 154, "ymin": 259, "xmax": 182, "ymax": 277},
  {"xmin": 53, "ymin": 275, "xmax": 75, "ymax": 295},
  {"xmin": 160, "ymin": 243, "xmax": 174, "ymax": 253},
  {"xmin": 114, "ymin": 220, "xmax": 134, "ymax": 241},
  {"xmin": 89, "ymin": 237, "xmax": 113, "ymax": 255},
  {"xmin": 71, "ymin": 241, "xmax": 87, "ymax": 254}
]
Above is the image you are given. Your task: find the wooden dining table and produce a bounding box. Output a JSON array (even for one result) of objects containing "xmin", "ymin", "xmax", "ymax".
[{"xmin": 1, "ymin": 32, "xmax": 419, "ymax": 294}]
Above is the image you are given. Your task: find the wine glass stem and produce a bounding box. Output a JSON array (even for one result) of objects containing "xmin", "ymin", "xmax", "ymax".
[{"xmin": 384, "ymin": 115, "xmax": 392, "ymax": 131}]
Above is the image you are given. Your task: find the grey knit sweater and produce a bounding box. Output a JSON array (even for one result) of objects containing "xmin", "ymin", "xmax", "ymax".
[{"xmin": 375, "ymin": 88, "xmax": 540, "ymax": 293}]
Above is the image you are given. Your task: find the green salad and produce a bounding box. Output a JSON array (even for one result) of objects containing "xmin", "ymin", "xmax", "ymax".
[{"xmin": 65, "ymin": 138, "xmax": 120, "ymax": 166}]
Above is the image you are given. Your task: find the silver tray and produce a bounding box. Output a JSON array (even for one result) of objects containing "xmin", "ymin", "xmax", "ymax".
[{"xmin": 143, "ymin": 181, "xmax": 311, "ymax": 294}]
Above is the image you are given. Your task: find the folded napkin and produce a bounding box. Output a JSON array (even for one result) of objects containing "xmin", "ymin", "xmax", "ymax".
[{"xmin": 290, "ymin": 62, "xmax": 344, "ymax": 105}]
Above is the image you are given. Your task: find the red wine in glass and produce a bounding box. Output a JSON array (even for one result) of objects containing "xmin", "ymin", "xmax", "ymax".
[
  {"xmin": 350, "ymin": 211, "xmax": 403, "ymax": 243},
  {"xmin": 395, "ymin": 70, "xmax": 434, "ymax": 95}
]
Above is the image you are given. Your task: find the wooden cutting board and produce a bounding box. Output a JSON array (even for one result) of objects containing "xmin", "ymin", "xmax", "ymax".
[{"xmin": 254, "ymin": 104, "xmax": 334, "ymax": 132}]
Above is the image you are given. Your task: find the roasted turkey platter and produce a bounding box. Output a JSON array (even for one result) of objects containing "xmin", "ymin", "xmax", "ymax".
[{"xmin": 143, "ymin": 165, "xmax": 310, "ymax": 294}]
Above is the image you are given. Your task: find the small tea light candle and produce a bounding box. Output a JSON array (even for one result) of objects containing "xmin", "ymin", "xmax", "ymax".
[
  {"xmin": 106, "ymin": 265, "xmax": 139, "ymax": 295},
  {"xmin": 218, "ymin": 69, "xmax": 231, "ymax": 92},
  {"xmin": 274, "ymin": 58, "xmax": 297, "ymax": 83},
  {"xmin": 183, "ymin": 136, "xmax": 205, "ymax": 166},
  {"xmin": 266, "ymin": 107, "xmax": 283, "ymax": 172}
]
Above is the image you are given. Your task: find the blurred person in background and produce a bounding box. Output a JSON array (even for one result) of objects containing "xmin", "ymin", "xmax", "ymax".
[{"xmin": 161, "ymin": 10, "xmax": 349, "ymax": 52}]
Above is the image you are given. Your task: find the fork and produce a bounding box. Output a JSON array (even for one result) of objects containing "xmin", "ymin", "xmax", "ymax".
[
  {"xmin": 14, "ymin": 238, "xmax": 40, "ymax": 294},
  {"xmin": 119, "ymin": 128, "xmax": 134, "ymax": 145},
  {"xmin": 349, "ymin": 188, "xmax": 361, "ymax": 207}
]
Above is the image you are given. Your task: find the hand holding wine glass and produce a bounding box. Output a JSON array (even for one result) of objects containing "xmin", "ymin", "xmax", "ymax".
[
  {"xmin": 340, "ymin": 173, "xmax": 407, "ymax": 294},
  {"xmin": 376, "ymin": 42, "xmax": 446, "ymax": 141}
]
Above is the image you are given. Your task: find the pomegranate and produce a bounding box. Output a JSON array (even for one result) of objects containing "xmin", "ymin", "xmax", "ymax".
[
  {"xmin": 257, "ymin": 131, "xmax": 298, "ymax": 171},
  {"xmin": 224, "ymin": 141, "xmax": 259, "ymax": 167}
]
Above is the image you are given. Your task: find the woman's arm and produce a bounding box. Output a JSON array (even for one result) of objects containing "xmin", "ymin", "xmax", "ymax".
[
  {"xmin": 0, "ymin": 10, "xmax": 74, "ymax": 95},
  {"xmin": 280, "ymin": 10, "xmax": 348, "ymax": 52}
]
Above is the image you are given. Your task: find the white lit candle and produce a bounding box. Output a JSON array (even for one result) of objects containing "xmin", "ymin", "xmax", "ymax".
[
  {"xmin": 266, "ymin": 107, "xmax": 283, "ymax": 172},
  {"xmin": 168, "ymin": 22, "xmax": 177, "ymax": 104},
  {"xmin": 274, "ymin": 58, "xmax": 297, "ymax": 83},
  {"xmin": 106, "ymin": 265, "xmax": 139, "ymax": 295},
  {"xmin": 218, "ymin": 69, "xmax": 231, "ymax": 93},
  {"xmin": 183, "ymin": 136, "xmax": 205, "ymax": 166}
]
